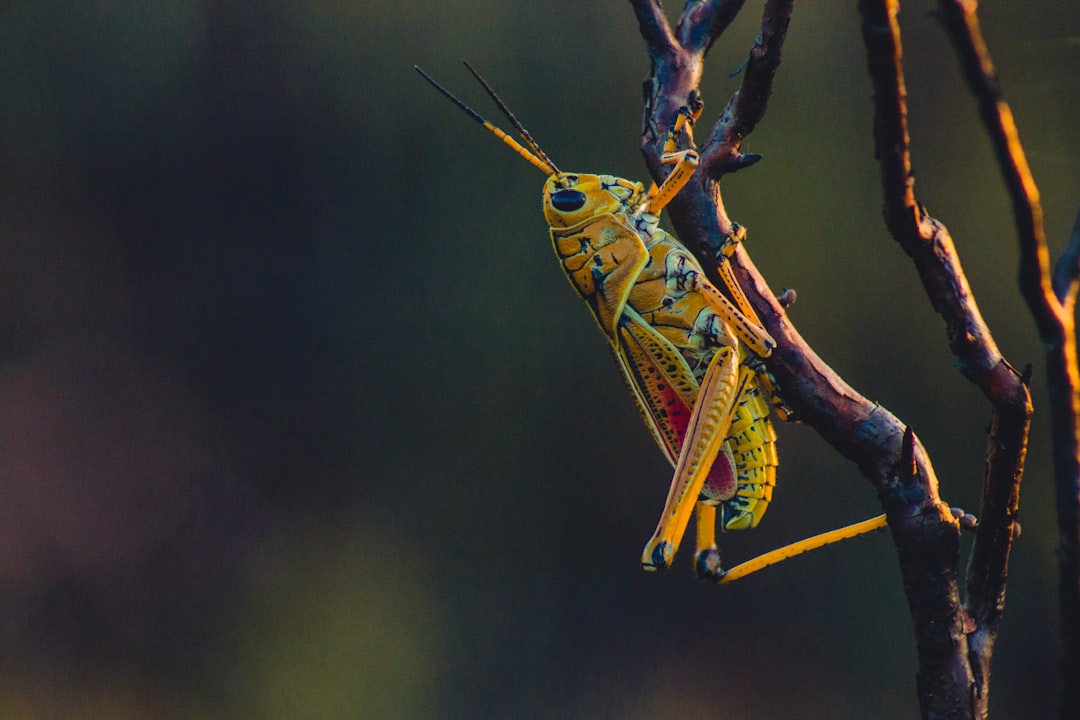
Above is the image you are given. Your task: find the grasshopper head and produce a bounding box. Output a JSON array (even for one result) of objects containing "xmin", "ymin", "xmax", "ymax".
[{"xmin": 543, "ymin": 173, "xmax": 645, "ymax": 229}]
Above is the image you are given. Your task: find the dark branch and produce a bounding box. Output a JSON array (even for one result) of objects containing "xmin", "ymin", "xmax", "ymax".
[
  {"xmin": 634, "ymin": 8, "xmax": 977, "ymax": 716},
  {"xmin": 861, "ymin": 0, "xmax": 1032, "ymax": 711},
  {"xmin": 728, "ymin": 246, "xmax": 973, "ymax": 717},
  {"xmin": 632, "ymin": 0, "xmax": 760, "ymax": 171},
  {"xmin": 630, "ymin": 0, "xmax": 1041, "ymax": 716},
  {"xmin": 677, "ymin": 0, "xmax": 747, "ymax": 55},
  {"xmin": 937, "ymin": 0, "xmax": 1057, "ymax": 343},
  {"xmin": 629, "ymin": 0, "xmax": 677, "ymax": 58},
  {"xmin": 933, "ymin": 0, "xmax": 1080, "ymax": 712},
  {"xmin": 860, "ymin": 0, "xmax": 914, "ymax": 210},
  {"xmin": 700, "ymin": 0, "xmax": 795, "ymax": 177},
  {"xmin": 937, "ymin": 2, "xmax": 1080, "ymax": 715}
]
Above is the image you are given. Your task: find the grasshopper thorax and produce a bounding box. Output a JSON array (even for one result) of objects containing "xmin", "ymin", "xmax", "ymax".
[{"xmin": 542, "ymin": 173, "xmax": 646, "ymax": 229}]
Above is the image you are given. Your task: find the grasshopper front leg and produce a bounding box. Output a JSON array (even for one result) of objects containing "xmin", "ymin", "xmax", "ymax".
[
  {"xmin": 644, "ymin": 100, "xmax": 779, "ymax": 364},
  {"xmin": 643, "ymin": 101, "xmax": 703, "ymax": 216},
  {"xmin": 676, "ymin": 255, "xmax": 776, "ymax": 359}
]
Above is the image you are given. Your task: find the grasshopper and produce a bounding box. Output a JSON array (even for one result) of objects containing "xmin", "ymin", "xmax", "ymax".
[{"xmin": 417, "ymin": 63, "xmax": 887, "ymax": 582}]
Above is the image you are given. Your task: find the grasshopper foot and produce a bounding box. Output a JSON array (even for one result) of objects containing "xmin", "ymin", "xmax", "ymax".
[
  {"xmin": 641, "ymin": 538, "xmax": 674, "ymax": 571},
  {"xmin": 694, "ymin": 547, "xmax": 728, "ymax": 583}
]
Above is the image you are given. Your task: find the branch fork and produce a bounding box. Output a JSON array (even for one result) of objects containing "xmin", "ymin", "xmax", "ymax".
[{"xmin": 624, "ymin": 0, "xmax": 1067, "ymax": 715}]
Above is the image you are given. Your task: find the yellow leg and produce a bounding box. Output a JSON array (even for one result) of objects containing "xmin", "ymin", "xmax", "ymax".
[
  {"xmin": 712, "ymin": 253, "xmax": 799, "ymax": 418},
  {"xmin": 693, "ymin": 503, "xmax": 727, "ymax": 579},
  {"xmin": 643, "ymin": 105, "xmax": 704, "ymax": 216},
  {"xmin": 643, "ymin": 100, "xmax": 780, "ymax": 364},
  {"xmin": 642, "ymin": 345, "xmax": 747, "ymax": 570},
  {"xmin": 694, "ymin": 503, "xmax": 718, "ymax": 556},
  {"xmin": 642, "ymin": 97, "xmax": 779, "ymax": 367},
  {"xmin": 688, "ymin": 271, "xmax": 776, "ymax": 358},
  {"xmin": 707, "ymin": 235, "xmax": 795, "ymax": 418},
  {"xmin": 750, "ymin": 358, "xmax": 794, "ymax": 422},
  {"xmin": 712, "ymin": 513, "xmax": 889, "ymax": 584},
  {"xmin": 644, "ymin": 149, "xmax": 699, "ymax": 216},
  {"xmin": 715, "ymin": 245, "xmax": 760, "ymax": 329}
]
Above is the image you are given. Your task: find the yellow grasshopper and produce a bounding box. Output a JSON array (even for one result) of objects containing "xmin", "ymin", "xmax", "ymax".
[{"xmin": 417, "ymin": 63, "xmax": 887, "ymax": 582}]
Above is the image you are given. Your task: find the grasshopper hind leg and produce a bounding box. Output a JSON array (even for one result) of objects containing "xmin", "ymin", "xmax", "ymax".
[
  {"xmin": 746, "ymin": 355, "xmax": 795, "ymax": 422},
  {"xmin": 693, "ymin": 503, "xmax": 727, "ymax": 582},
  {"xmin": 691, "ymin": 367, "xmax": 779, "ymax": 582}
]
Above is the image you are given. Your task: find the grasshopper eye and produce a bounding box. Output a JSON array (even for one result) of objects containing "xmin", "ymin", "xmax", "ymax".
[{"xmin": 551, "ymin": 188, "xmax": 587, "ymax": 212}]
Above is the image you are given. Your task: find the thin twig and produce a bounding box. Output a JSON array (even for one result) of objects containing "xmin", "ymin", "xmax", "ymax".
[
  {"xmin": 861, "ymin": 7, "xmax": 1031, "ymax": 706},
  {"xmin": 937, "ymin": 0, "xmax": 1056, "ymax": 340},
  {"xmin": 677, "ymin": 0, "xmax": 747, "ymax": 55},
  {"xmin": 700, "ymin": 0, "xmax": 795, "ymax": 176},
  {"xmin": 629, "ymin": 0, "xmax": 677, "ymax": 58},
  {"xmin": 937, "ymin": 2, "xmax": 1080, "ymax": 715},
  {"xmin": 631, "ymin": 0, "xmax": 1036, "ymax": 716},
  {"xmin": 862, "ymin": 0, "xmax": 1034, "ymax": 711},
  {"xmin": 636, "ymin": 4, "xmax": 967, "ymax": 703}
]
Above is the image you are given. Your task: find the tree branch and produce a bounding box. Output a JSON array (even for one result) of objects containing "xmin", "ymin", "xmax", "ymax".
[
  {"xmin": 676, "ymin": 0, "xmax": 747, "ymax": 56},
  {"xmin": 700, "ymin": 0, "xmax": 794, "ymax": 176},
  {"xmin": 632, "ymin": 1, "xmax": 1036, "ymax": 716},
  {"xmin": 936, "ymin": 2, "xmax": 1080, "ymax": 715},
  {"xmin": 937, "ymin": 0, "xmax": 1056, "ymax": 340},
  {"xmin": 629, "ymin": 0, "xmax": 678, "ymax": 58},
  {"xmin": 860, "ymin": 6, "xmax": 1031, "ymax": 706},
  {"xmin": 729, "ymin": 245, "xmax": 975, "ymax": 719}
]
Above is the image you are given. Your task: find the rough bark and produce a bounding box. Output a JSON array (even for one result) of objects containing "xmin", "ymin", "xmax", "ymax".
[
  {"xmin": 935, "ymin": 2, "xmax": 1080, "ymax": 716},
  {"xmin": 626, "ymin": 1, "xmax": 1050, "ymax": 716}
]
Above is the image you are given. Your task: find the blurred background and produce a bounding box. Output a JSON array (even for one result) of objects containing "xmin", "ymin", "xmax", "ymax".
[{"xmin": 1, "ymin": 1, "xmax": 1077, "ymax": 718}]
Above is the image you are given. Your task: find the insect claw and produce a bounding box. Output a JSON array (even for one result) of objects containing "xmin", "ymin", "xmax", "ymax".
[
  {"xmin": 642, "ymin": 539, "xmax": 675, "ymax": 571},
  {"xmin": 718, "ymin": 224, "xmax": 747, "ymax": 257},
  {"xmin": 694, "ymin": 547, "xmax": 727, "ymax": 582},
  {"xmin": 687, "ymin": 89, "xmax": 704, "ymax": 120}
]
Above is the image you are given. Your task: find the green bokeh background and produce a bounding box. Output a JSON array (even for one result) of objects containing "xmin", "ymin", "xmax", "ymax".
[{"xmin": 1, "ymin": 2, "xmax": 1077, "ymax": 718}]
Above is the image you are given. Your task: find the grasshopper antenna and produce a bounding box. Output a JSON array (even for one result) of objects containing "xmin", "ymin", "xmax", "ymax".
[
  {"xmin": 414, "ymin": 65, "xmax": 557, "ymax": 177},
  {"xmin": 460, "ymin": 60, "xmax": 561, "ymax": 177}
]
